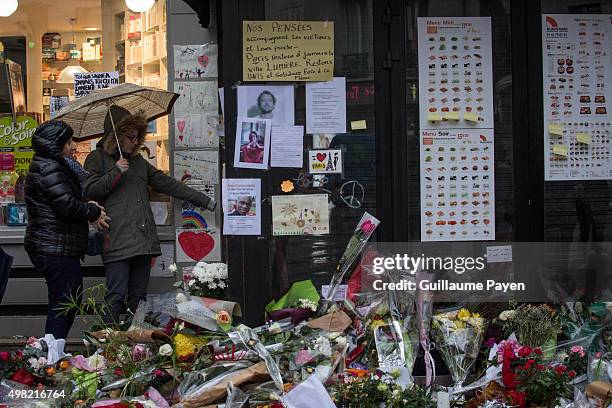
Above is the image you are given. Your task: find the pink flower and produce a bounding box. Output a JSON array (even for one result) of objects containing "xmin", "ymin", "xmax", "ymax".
[
  {"xmin": 570, "ymin": 345, "xmax": 585, "ymax": 357},
  {"xmin": 0, "ymin": 351, "xmax": 9, "ymax": 362},
  {"xmin": 360, "ymin": 220, "xmax": 376, "ymax": 234},
  {"xmin": 132, "ymin": 344, "xmax": 150, "ymax": 362},
  {"xmin": 484, "ymin": 337, "xmax": 496, "ymax": 348},
  {"xmin": 294, "ymin": 350, "xmax": 314, "ymax": 366}
]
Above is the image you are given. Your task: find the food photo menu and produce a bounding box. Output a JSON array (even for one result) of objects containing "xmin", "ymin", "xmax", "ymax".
[
  {"xmin": 418, "ymin": 17, "xmax": 496, "ymax": 241},
  {"xmin": 542, "ymin": 14, "xmax": 611, "ymax": 181},
  {"xmin": 417, "ymin": 17, "xmax": 494, "ymax": 129}
]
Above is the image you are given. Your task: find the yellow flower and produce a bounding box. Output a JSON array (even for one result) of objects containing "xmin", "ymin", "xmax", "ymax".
[
  {"xmin": 173, "ymin": 333, "xmax": 207, "ymax": 359},
  {"xmin": 457, "ymin": 308, "xmax": 471, "ymax": 322},
  {"xmin": 454, "ymin": 320, "xmax": 466, "ymax": 329},
  {"xmin": 472, "ymin": 312, "xmax": 481, "ymax": 319},
  {"xmin": 370, "ymin": 319, "xmax": 386, "ymax": 331}
]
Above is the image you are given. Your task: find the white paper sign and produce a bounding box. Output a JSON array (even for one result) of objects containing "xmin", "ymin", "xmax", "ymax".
[
  {"xmin": 233, "ymin": 117, "xmax": 271, "ymax": 169},
  {"xmin": 306, "ymin": 77, "xmax": 347, "ymax": 134},
  {"xmin": 486, "ymin": 245, "xmax": 513, "ymax": 263},
  {"xmin": 271, "ymin": 125, "xmax": 304, "ymax": 168},
  {"xmin": 174, "ymin": 150, "xmax": 219, "ymax": 185},
  {"xmin": 173, "ymin": 44, "xmax": 218, "ymax": 79},
  {"xmin": 541, "ymin": 14, "xmax": 612, "ymax": 181},
  {"xmin": 74, "ymin": 71, "xmax": 120, "ymax": 98},
  {"xmin": 282, "ymin": 374, "xmax": 337, "ymax": 408},
  {"xmin": 417, "ymin": 18, "xmax": 494, "ymax": 129},
  {"xmin": 176, "ymin": 227, "xmax": 221, "ymax": 263},
  {"xmin": 308, "ymin": 149, "xmax": 342, "ymax": 174},
  {"xmin": 237, "ymin": 85, "xmax": 295, "ymax": 125},
  {"xmin": 222, "ymin": 178, "xmax": 261, "ymax": 236}
]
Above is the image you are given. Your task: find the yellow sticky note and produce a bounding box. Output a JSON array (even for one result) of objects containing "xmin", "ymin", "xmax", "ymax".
[
  {"xmin": 464, "ymin": 112, "xmax": 480, "ymax": 122},
  {"xmin": 548, "ymin": 123, "xmax": 564, "ymax": 136},
  {"xmin": 576, "ymin": 132, "xmax": 591, "ymax": 145},
  {"xmin": 427, "ymin": 114, "xmax": 443, "ymax": 122},
  {"xmin": 445, "ymin": 112, "xmax": 460, "ymax": 121},
  {"xmin": 552, "ymin": 144, "xmax": 569, "ymax": 157},
  {"xmin": 350, "ymin": 120, "xmax": 367, "ymax": 130}
]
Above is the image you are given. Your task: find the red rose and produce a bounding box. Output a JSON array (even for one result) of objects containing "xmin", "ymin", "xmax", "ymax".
[
  {"xmin": 114, "ymin": 368, "xmax": 124, "ymax": 376},
  {"xmin": 524, "ymin": 359, "xmax": 536, "ymax": 369},
  {"xmin": 10, "ymin": 368, "xmax": 35, "ymax": 386},
  {"xmin": 536, "ymin": 364, "xmax": 545, "ymax": 371},
  {"xmin": 518, "ymin": 346, "xmax": 533, "ymax": 357},
  {"xmin": 555, "ymin": 365, "xmax": 567, "ymax": 375},
  {"xmin": 568, "ymin": 370, "xmax": 576, "ymax": 378},
  {"xmin": 0, "ymin": 352, "xmax": 9, "ymax": 362},
  {"xmin": 534, "ymin": 348, "xmax": 542, "ymax": 355}
]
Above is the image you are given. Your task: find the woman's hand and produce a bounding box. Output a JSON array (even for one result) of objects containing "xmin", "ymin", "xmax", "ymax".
[{"xmin": 116, "ymin": 158, "xmax": 129, "ymax": 173}]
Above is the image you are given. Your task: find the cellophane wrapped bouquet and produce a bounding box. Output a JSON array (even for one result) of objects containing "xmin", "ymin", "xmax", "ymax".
[{"xmin": 431, "ymin": 307, "xmax": 487, "ymax": 390}]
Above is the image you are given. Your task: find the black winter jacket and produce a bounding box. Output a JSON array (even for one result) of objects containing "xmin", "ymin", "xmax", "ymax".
[{"xmin": 24, "ymin": 121, "xmax": 102, "ymax": 257}]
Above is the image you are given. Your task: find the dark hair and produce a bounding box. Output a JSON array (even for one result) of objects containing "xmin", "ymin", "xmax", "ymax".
[{"xmin": 257, "ymin": 90, "xmax": 276, "ymax": 106}]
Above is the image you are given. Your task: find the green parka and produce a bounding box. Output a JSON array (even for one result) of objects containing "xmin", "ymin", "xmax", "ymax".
[{"xmin": 84, "ymin": 110, "xmax": 213, "ymax": 263}]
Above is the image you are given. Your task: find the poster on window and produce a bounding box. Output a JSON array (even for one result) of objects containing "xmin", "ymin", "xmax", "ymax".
[
  {"xmin": 541, "ymin": 14, "xmax": 611, "ymax": 181},
  {"xmin": 222, "ymin": 178, "xmax": 261, "ymax": 236},
  {"xmin": 174, "ymin": 150, "xmax": 219, "ymax": 185},
  {"xmin": 73, "ymin": 72, "xmax": 119, "ymax": 98},
  {"xmin": 174, "ymin": 44, "xmax": 218, "ymax": 79},
  {"xmin": 174, "ymin": 81, "xmax": 218, "ymax": 114},
  {"xmin": 272, "ymin": 194, "xmax": 330, "ymax": 236},
  {"xmin": 417, "ymin": 17, "xmax": 494, "ymax": 129},
  {"xmin": 174, "ymin": 113, "xmax": 219, "ymax": 148},
  {"xmin": 420, "ymin": 129, "xmax": 495, "ymax": 241}
]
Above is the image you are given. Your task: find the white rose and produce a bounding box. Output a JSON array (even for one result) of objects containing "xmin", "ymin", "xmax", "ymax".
[
  {"xmin": 28, "ymin": 357, "xmax": 41, "ymax": 370},
  {"xmin": 268, "ymin": 322, "xmax": 282, "ymax": 335},
  {"xmin": 335, "ymin": 336, "xmax": 347, "ymax": 348},
  {"xmin": 87, "ymin": 353, "xmax": 106, "ymax": 370},
  {"xmin": 175, "ymin": 293, "xmax": 188, "ymax": 304},
  {"xmin": 499, "ymin": 310, "xmax": 515, "ymax": 321},
  {"xmin": 159, "ymin": 344, "xmax": 173, "ymax": 356},
  {"xmin": 168, "ymin": 263, "xmax": 177, "ymax": 273}
]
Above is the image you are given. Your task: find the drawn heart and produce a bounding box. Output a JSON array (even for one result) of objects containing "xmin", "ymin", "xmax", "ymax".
[
  {"xmin": 316, "ymin": 153, "xmax": 327, "ymax": 162},
  {"xmin": 179, "ymin": 135, "xmax": 184, "ymax": 142},
  {"xmin": 178, "ymin": 230, "xmax": 215, "ymax": 261},
  {"xmin": 177, "ymin": 120, "xmax": 186, "ymax": 133},
  {"xmin": 197, "ymin": 54, "xmax": 209, "ymax": 68}
]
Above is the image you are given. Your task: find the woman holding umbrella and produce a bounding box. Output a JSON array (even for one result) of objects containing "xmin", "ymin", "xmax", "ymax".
[
  {"xmin": 24, "ymin": 120, "xmax": 108, "ymax": 339},
  {"xmin": 84, "ymin": 106, "xmax": 216, "ymax": 323}
]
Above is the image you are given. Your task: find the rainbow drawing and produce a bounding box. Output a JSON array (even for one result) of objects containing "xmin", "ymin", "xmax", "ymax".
[{"xmin": 181, "ymin": 210, "xmax": 209, "ymax": 229}]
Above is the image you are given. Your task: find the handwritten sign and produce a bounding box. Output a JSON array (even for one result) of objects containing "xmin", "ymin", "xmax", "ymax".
[
  {"xmin": 243, "ymin": 21, "xmax": 334, "ymax": 82},
  {"xmin": 74, "ymin": 71, "xmax": 119, "ymax": 98}
]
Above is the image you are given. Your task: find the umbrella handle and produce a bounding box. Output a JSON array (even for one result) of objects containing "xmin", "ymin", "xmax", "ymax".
[{"xmin": 107, "ymin": 106, "xmax": 124, "ymax": 160}]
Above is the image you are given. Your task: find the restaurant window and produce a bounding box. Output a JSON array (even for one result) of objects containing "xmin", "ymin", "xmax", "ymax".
[
  {"xmin": 0, "ymin": 0, "xmax": 169, "ymax": 229},
  {"xmin": 540, "ymin": 1, "xmax": 612, "ymax": 242},
  {"xmin": 264, "ymin": 0, "xmax": 377, "ymax": 291}
]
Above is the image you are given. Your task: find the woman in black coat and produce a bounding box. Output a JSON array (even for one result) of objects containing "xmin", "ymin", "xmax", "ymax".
[{"xmin": 24, "ymin": 120, "xmax": 107, "ymax": 339}]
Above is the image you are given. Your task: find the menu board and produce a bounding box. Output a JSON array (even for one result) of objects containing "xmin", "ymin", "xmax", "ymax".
[
  {"xmin": 542, "ymin": 14, "xmax": 612, "ymax": 181},
  {"xmin": 417, "ymin": 17, "xmax": 494, "ymax": 129},
  {"xmin": 243, "ymin": 21, "xmax": 334, "ymax": 82},
  {"xmin": 418, "ymin": 17, "xmax": 495, "ymax": 241},
  {"xmin": 420, "ymin": 129, "xmax": 495, "ymax": 241}
]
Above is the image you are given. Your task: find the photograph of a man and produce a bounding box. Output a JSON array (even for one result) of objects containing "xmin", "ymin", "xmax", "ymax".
[
  {"xmin": 228, "ymin": 196, "xmax": 256, "ymax": 216},
  {"xmin": 255, "ymin": 90, "xmax": 276, "ymax": 119},
  {"xmin": 237, "ymin": 85, "xmax": 295, "ymax": 125}
]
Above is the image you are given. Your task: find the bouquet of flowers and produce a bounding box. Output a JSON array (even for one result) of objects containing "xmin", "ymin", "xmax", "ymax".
[
  {"xmin": 321, "ymin": 212, "xmax": 380, "ymax": 311},
  {"xmin": 177, "ymin": 262, "xmax": 228, "ymax": 299},
  {"xmin": 495, "ymin": 304, "xmax": 561, "ymax": 353},
  {"xmin": 431, "ymin": 308, "xmax": 487, "ymax": 390},
  {"xmin": 332, "ymin": 370, "xmax": 435, "ymax": 408},
  {"xmin": 497, "ymin": 340, "xmax": 575, "ymax": 407}
]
